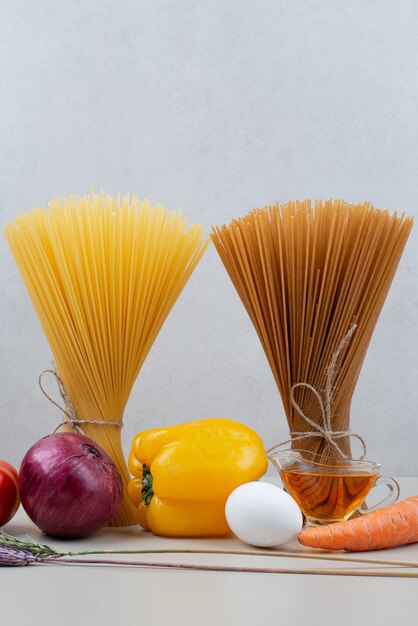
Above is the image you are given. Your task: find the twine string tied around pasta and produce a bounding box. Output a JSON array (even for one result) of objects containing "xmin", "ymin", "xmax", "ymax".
[
  {"xmin": 38, "ymin": 367, "xmax": 122, "ymax": 434},
  {"xmin": 269, "ymin": 324, "xmax": 367, "ymax": 460}
]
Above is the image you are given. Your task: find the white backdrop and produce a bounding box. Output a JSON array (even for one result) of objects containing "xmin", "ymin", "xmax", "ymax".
[{"xmin": 0, "ymin": 1, "xmax": 417, "ymax": 475}]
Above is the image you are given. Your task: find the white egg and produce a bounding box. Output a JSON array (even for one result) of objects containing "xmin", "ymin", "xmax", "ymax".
[{"xmin": 225, "ymin": 481, "xmax": 303, "ymax": 548}]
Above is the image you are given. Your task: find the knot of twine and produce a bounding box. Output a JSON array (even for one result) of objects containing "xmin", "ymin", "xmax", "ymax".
[
  {"xmin": 38, "ymin": 367, "xmax": 122, "ymax": 434},
  {"xmin": 269, "ymin": 324, "xmax": 367, "ymax": 460}
]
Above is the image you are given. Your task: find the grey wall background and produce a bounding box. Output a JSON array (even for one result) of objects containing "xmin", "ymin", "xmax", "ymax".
[{"xmin": 1, "ymin": 1, "xmax": 417, "ymax": 475}]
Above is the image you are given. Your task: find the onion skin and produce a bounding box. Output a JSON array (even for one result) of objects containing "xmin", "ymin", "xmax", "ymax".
[{"xmin": 19, "ymin": 433, "xmax": 123, "ymax": 538}]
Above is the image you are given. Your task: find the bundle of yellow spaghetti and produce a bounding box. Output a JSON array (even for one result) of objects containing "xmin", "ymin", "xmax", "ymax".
[
  {"xmin": 211, "ymin": 200, "xmax": 413, "ymax": 460},
  {"xmin": 5, "ymin": 192, "xmax": 208, "ymax": 526}
]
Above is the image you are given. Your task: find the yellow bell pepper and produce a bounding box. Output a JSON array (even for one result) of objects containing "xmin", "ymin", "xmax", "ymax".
[{"xmin": 128, "ymin": 418, "xmax": 267, "ymax": 536}]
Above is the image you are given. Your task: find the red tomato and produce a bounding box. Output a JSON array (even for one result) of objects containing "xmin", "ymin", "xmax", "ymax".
[{"xmin": 0, "ymin": 460, "xmax": 20, "ymax": 526}]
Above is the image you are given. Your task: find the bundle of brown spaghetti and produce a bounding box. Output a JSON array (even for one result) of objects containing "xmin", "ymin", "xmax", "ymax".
[
  {"xmin": 5, "ymin": 192, "xmax": 208, "ymax": 526},
  {"xmin": 211, "ymin": 200, "xmax": 413, "ymax": 460}
]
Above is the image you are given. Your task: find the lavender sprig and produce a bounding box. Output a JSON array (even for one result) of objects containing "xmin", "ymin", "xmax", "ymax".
[
  {"xmin": 0, "ymin": 531, "xmax": 64, "ymax": 557},
  {"xmin": 1, "ymin": 530, "xmax": 417, "ymax": 578},
  {"xmin": 0, "ymin": 546, "xmax": 417, "ymax": 578},
  {"xmin": 0, "ymin": 546, "xmax": 40, "ymax": 566}
]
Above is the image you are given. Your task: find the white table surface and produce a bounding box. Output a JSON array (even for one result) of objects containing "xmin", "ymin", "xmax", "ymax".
[{"xmin": 1, "ymin": 477, "xmax": 417, "ymax": 626}]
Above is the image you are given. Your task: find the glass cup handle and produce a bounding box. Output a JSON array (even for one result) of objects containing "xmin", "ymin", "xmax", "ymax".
[{"xmin": 357, "ymin": 475, "xmax": 400, "ymax": 515}]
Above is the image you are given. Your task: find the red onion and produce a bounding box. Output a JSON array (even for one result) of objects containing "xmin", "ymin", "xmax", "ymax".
[{"xmin": 19, "ymin": 433, "xmax": 123, "ymax": 538}]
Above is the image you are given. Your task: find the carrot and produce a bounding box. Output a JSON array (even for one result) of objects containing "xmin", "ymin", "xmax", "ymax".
[{"xmin": 298, "ymin": 496, "xmax": 418, "ymax": 552}]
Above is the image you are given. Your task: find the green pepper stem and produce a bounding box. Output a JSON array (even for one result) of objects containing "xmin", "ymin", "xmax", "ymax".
[{"xmin": 142, "ymin": 464, "xmax": 154, "ymax": 505}]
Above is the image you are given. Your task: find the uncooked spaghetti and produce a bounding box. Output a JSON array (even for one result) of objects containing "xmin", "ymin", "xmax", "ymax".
[
  {"xmin": 5, "ymin": 192, "xmax": 208, "ymax": 526},
  {"xmin": 211, "ymin": 200, "xmax": 413, "ymax": 460}
]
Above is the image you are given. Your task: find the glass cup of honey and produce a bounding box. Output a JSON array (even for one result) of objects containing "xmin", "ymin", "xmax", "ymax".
[{"xmin": 268, "ymin": 449, "xmax": 400, "ymax": 525}]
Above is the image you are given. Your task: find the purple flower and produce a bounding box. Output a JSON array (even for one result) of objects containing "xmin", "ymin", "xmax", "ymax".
[{"xmin": 0, "ymin": 546, "xmax": 39, "ymax": 567}]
